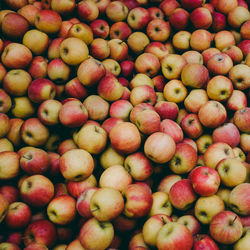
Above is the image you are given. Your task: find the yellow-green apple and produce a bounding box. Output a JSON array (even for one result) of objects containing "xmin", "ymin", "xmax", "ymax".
[
  {"xmin": 156, "ymin": 222, "xmax": 193, "ymax": 250},
  {"xmin": 142, "ymin": 214, "xmax": 172, "ymax": 247},
  {"xmin": 0, "ymin": 193, "xmax": 9, "ymax": 223},
  {"xmin": 99, "ymin": 144, "xmax": 124, "ymax": 169},
  {"xmin": 79, "ymin": 218, "xmax": 114, "ymax": 250},
  {"xmin": 48, "ymin": 38, "xmax": 63, "ymax": 60},
  {"xmin": 161, "ymin": 54, "xmax": 187, "ymax": 80},
  {"xmin": 127, "ymin": 7, "xmax": 150, "ymax": 30},
  {"xmin": 0, "ymin": 138, "xmax": 14, "ymax": 152},
  {"xmin": 76, "ymin": 124, "xmax": 107, "ymax": 154},
  {"xmin": 206, "ymin": 75, "xmax": 233, "ymax": 102},
  {"xmin": 50, "ymin": 0, "xmax": 76, "ymax": 15},
  {"xmin": 169, "ymin": 8, "xmax": 189, "ymax": 30},
  {"xmin": 20, "ymin": 175, "xmax": 54, "ymax": 207},
  {"xmin": 177, "ymin": 215, "xmax": 201, "ymax": 235},
  {"xmin": 159, "ymin": 0, "xmax": 180, "ymax": 17},
  {"xmin": 5, "ymin": 202, "xmax": 31, "ymax": 229},
  {"xmin": 28, "ymin": 78, "xmax": 55, "ymax": 104},
  {"xmin": 234, "ymin": 227, "xmax": 250, "ymax": 250},
  {"xmin": 59, "ymin": 149, "xmax": 94, "ymax": 182},
  {"xmin": 77, "ymin": 58, "xmax": 105, "ymax": 87},
  {"xmin": 127, "ymin": 32, "xmax": 150, "ymax": 54},
  {"xmin": 106, "ymin": 1, "xmax": 128, "ymax": 22},
  {"xmin": 181, "ymin": 114, "xmax": 203, "ymax": 139},
  {"xmin": 130, "ymin": 73, "xmax": 153, "ymax": 89},
  {"xmin": 67, "ymin": 239, "xmax": 85, "ymax": 250},
  {"xmin": 59, "ymin": 37, "xmax": 89, "ymax": 66},
  {"xmin": 148, "ymin": 6, "xmax": 164, "ymax": 20},
  {"xmin": 20, "ymin": 118, "xmax": 49, "ymax": 147},
  {"xmin": 0, "ymin": 151, "xmax": 19, "ymax": 180},
  {"xmin": 210, "ymin": 211, "xmax": 243, "ymax": 244},
  {"xmin": 233, "ymin": 147, "xmax": 246, "ymax": 162},
  {"xmin": 102, "ymin": 118, "xmax": 123, "ymax": 135},
  {"xmin": 35, "ymin": 9, "xmax": 62, "ymax": 34},
  {"xmin": 195, "ymin": 195, "xmax": 225, "ymax": 224},
  {"xmin": 182, "ymin": 50, "xmax": 203, "ymax": 64},
  {"xmin": 181, "ymin": 63, "xmax": 209, "ymax": 89},
  {"xmin": 22, "ymin": 29, "xmax": 49, "ymax": 56},
  {"xmin": 172, "ymin": 31, "xmax": 191, "ymax": 51},
  {"xmin": 196, "ymin": 134, "xmax": 213, "ymax": 154},
  {"xmin": 163, "ymin": 80, "xmax": 187, "ymax": 103},
  {"xmin": 130, "ymin": 85, "xmax": 156, "ymax": 106},
  {"xmin": 204, "ymin": 142, "xmax": 234, "ymax": 169},
  {"xmin": 237, "ymin": 40, "xmax": 250, "ymax": 57},
  {"xmin": 239, "ymin": 133, "xmax": 249, "ymax": 155},
  {"xmin": 57, "ymin": 139, "xmax": 77, "ymax": 156},
  {"xmin": 129, "ymin": 232, "xmax": 148, "ymax": 249},
  {"xmin": 97, "ymin": 75, "xmax": 123, "ymax": 102},
  {"xmin": 68, "ymin": 23, "xmax": 93, "ymax": 45},
  {"xmin": 47, "ymin": 195, "xmax": 76, "ymax": 225},
  {"xmin": 190, "ymin": 7, "xmax": 212, "ymax": 29},
  {"xmin": 4, "ymin": 0, "xmax": 28, "ymax": 9},
  {"xmin": 108, "ymin": 39, "xmax": 128, "ymax": 62},
  {"xmin": 83, "ymin": 95, "xmax": 109, "ymax": 121},
  {"xmin": 124, "ymin": 152, "xmax": 153, "ymax": 181},
  {"xmin": 229, "ymin": 64, "xmax": 250, "ymax": 90},
  {"xmin": 123, "ymin": 183, "xmax": 152, "ymax": 218},
  {"xmin": 150, "ymin": 191, "xmax": 172, "ymax": 216},
  {"xmin": 0, "ymin": 113, "xmax": 10, "ymax": 139},
  {"xmin": 109, "ymin": 100, "xmax": 133, "ymax": 121},
  {"xmin": 28, "ymin": 56, "xmax": 48, "ymax": 80},
  {"xmin": 190, "ymin": 29, "xmax": 213, "ymax": 52},
  {"xmin": 90, "ymin": 187, "xmax": 124, "ymax": 221},
  {"xmin": 157, "ymin": 175, "xmax": 182, "ymax": 194},
  {"xmin": 0, "ymin": 185, "xmax": 19, "ymax": 204},
  {"xmin": 216, "ymin": 0, "xmax": 238, "ymax": 14},
  {"xmin": 53, "ymin": 244, "xmax": 68, "ymax": 250},
  {"xmin": 229, "ymin": 183, "xmax": 250, "ymax": 216},
  {"xmin": 66, "ymin": 174, "xmax": 97, "ymax": 198},
  {"xmin": 38, "ymin": 99, "xmax": 62, "ymax": 126},
  {"xmin": 65, "ymin": 78, "xmax": 88, "ymax": 99},
  {"xmin": 212, "ymin": 123, "xmax": 240, "ymax": 148},
  {"xmin": 222, "ymin": 45, "xmax": 243, "ymax": 64},
  {"xmin": 47, "ymin": 59, "xmax": 70, "ymax": 84},
  {"xmin": 214, "ymin": 30, "xmax": 235, "ymax": 51},
  {"xmin": 169, "ymin": 179, "xmax": 197, "ymax": 211},
  {"xmin": 217, "ymin": 158, "xmax": 247, "ymax": 187},
  {"xmin": 90, "ymin": 19, "xmax": 109, "ymax": 39},
  {"xmin": 241, "ymin": 20, "xmax": 250, "ymax": 39},
  {"xmin": 59, "ymin": 100, "xmax": 88, "ymax": 128},
  {"xmin": 110, "ymin": 122, "xmax": 141, "ymax": 154},
  {"xmin": 1, "ymin": 43, "xmax": 32, "ymax": 69},
  {"xmin": 18, "ymin": 147, "xmax": 50, "ymax": 175},
  {"xmin": 144, "ymin": 132, "xmax": 176, "ymax": 164},
  {"xmin": 24, "ymin": 219, "xmax": 57, "ymax": 247},
  {"xmin": 202, "ymin": 47, "xmax": 220, "ymax": 65},
  {"xmin": 0, "ymin": 242, "xmax": 20, "ymax": 249},
  {"xmin": 234, "ymin": 107, "xmax": 250, "ymax": 133},
  {"xmin": 198, "ymin": 101, "xmax": 227, "ymax": 128},
  {"xmin": 180, "ymin": 0, "xmax": 202, "ymax": 10},
  {"xmin": 76, "ymin": 187, "xmax": 98, "ymax": 218},
  {"xmin": 147, "ymin": 19, "xmax": 171, "ymax": 42},
  {"xmin": 102, "ymin": 58, "xmax": 121, "ymax": 76},
  {"xmin": 6, "ymin": 118, "xmax": 23, "ymax": 147},
  {"xmin": 189, "ymin": 166, "xmax": 220, "ymax": 196},
  {"xmin": 170, "ymin": 142, "xmax": 197, "ymax": 174},
  {"xmin": 90, "ymin": 38, "xmax": 110, "ymax": 60},
  {"xmin": 193, "ymin": 234, "xmax": 219, "ymax": 250},
  {"xmin": 1, "ymin": 12, "xmax": 29, "ymax": 39},
  {"xmin": 99, "ymin": 165, "xmax": 132, "ymax": 191}
]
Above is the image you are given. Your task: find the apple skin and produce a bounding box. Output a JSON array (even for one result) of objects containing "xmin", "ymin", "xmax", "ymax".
[
  {"xmin": 229, "ymin": 183, "xmax": 250, "ymax": 216},
  {"xmin": 155, "ymin": 101, "xmax": 179, "ymax": 121},
  {"xmin": 233, "ymin": 108, "xmax": 250, "ymax": 133},
  {"xmin": 79, "ymin": 217, "xmax": 114, "ymax": 250},
  {"xmin": 106, "ymin": 1, "xmax": 128, "ymax": 22},
  {"xmin": 169, "ymin": 8, "xmax": 189, "ymax": 30},
  {"xmin": 57, "ymin": 139, "xmax": 77, "ymax": 156},
  {"xmin": 127, "ymin": 7, "xmax": 150, "ymax": 30},
  {"xmin": 130, "ymin": 85, "xmax": 156, "ymax": 107},
  {"xmin": 24, "ymin": 219, "xmax": 57, "ymax": 247},
  {"xmin": 66, "ymin": 239, "xmax": 85, "ymax": 250},
  {"xmin": 160, "ymin": 119, "xmax": 183, "ymax": 144},
  {"xmin": 190, "ymin": 29, "xmax": 213, "ymax": 52},
  {"xmin": 202, "ymin": 47, "xmax": 220, "ymax": 65},
  {"xmin": 209, "ymin": 211, "xmax": 243, "ymax": 245},
  {"xmin": 47, "ymin": 59, "xmax": 70, "ymax": 84},
  {"xmin": 148, "ymin": 7, "xmax": 164, "ymax": 20},
  {"xmin": 28, "ymin": 56, "xmax": 48, "ymax": 80},
  {"xmin": 51, "ymin": 0, "xmax": 76, "ymax": 16},
  {"xmin": 6, "ymin": 231, "xmax": 23, "ymax": 246},
  {"xmin": 90, "ymin": 19, "xmax": 110, "ymax": 39},
  {"xmin": 177, "ymin": 215, "xmax": 201, "ymax": 235},
  {"xmin": 0, "ymin": 243, "xmax": 20, "ymax": 250},
  {"xmin": 0, "ymin": 193, "xmax": 9, "ymax": 223},
  {"xmin": 190, "ymin": 7, "xmax": 212, "ymax": 29},
  {"xmin": 0, "ymin": 185, "xmax": 19, "ymax": 204},
  {"xmin": 156, "ymin": 222, "xmax": 193, "ymax": 250},
  {"xmin": 110, "ymin": 122, "xmax": 141, "ymax": 154},
  {"xmin": 147, "ymin": 19, "xmax": 171, "ymax": 42},
  {"xmin": 123, "ymin": 183, "xmax": 153, "ymax": 218},
  {"xmin": 48, "ymin": 38, "xmax": 64, "ymax": 60},
  {"xmin": 193, "ymin": 234, "xmax": 219, "ymax": 250},
  {"xmin": 127, "ymin": 31, "xmax": 150, "ymax": 54},
  {"xmin": 212, "ymin": 123, "xmax": 240, "ymax": 148},
  {"xmin": 234, "ymin": 226, "xmax": 250, "ymax": 250},
  {"xmin": 237, "ymin": 40, "xmax": 250, "ymax": 57},
  {"xmin": 5, "ymin": 202, "xmax": 32, "ymax": 229}
]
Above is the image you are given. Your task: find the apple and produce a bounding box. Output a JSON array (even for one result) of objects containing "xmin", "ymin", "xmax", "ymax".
[
  {"xmin": 202, "ymin": 47, "xmax": 220, "ymax": 65},
  {"xmin": 190, "ymin": 29, "xmax": 213, "ymax": 52},
  {"xmin": 156, "ymin": 222, "xmax": 193, "ymax": 250},
  {"xmin": 148, "ymin": 7, "xmax": 164, "ymax": 20},
  {"xmin": 241, "ymin": 20, "xmax": 250, "ymax": 40},
  {"xmin": 229, "ymin": 64, "xmax": 250, "ymax": 91},
  {"xmin": 6, "ymin": 231, "xmax": 23, "ymax": 246},
  {"xmin": 102, "ymin": 58, "xmax": 121, "ymax": 76},
  {"xmin": 240, "ymin": 133, "xmax": 250, "ymax": 154},
  {"xmin": 0, "ymin": 185, "xmax": 19, "ymax": 204},
  {"xmin": 47, "ymin": 59, "xmax": 70, "ymax": 84},
  {"xmin": 181, "ymin": 114, "xmax": 203, "ymax": 139},
  {"xmin": 106, "ymin": 1, "xmax": 128, "ymax": 22},
  {"xmin": 127, "ymin": 31, "xmax": 150, "ymax": 54},
  {"xmin": 229, "ymin": 183, "xmax": 250, "ymax": 216},
  {"xmin": 210, "ymin": 211, "xmax": 243, "ymax": 244},
  {"xmin": 159, "ymin": 0, "xmax": 180, "ymax": 17},
  {"xmin": 234, "ymin": 227, "xmax": 250, "ymax": 250},
  {"xmin": 0, "ymin": 193, "xmax": 9, "ymax": 223},
  {"xmin": 59, "ymin": 149, "xmax": 94, "ymax": 182},
  {"xmin": 196, "ymin": 134, "xmax": 213, "ymax": 154},
  {"xmin": 24, "ymin": 219, "xmax": 57, "ymax": 247},
  {"xmin": 50, "ymin": 0, "xmax": 76, "ymax": 15},
  {"xmin": 190, "ymin": 7, "xmax": 212, "ymax": 29},
  {"xmin": 90, "ymin": 19, "xmax": 110, "ymax": 39},
  {"xmin": 28, "ymin": 56, "xmax": 48, "ymax": 79},
  {"xmin": 157, "ymin": 175, "xmax": 182, "ymax": 194},
  {"xmin": 129, "ymin": 232, "xmax": 149, "ymax": 249},
  {"xmin": 222, "ymin": 45, "xmax": 244, "ymax": 64},
  {"xmin": 5, "ymin": 202, "xmax": 31, "ymax": 229},
  {"xmin": 193, "ymin": 234, "xmax": 219, "ymax": 250},
  {"xmin": 177, "ymin": 215, "xmax": 201, "ymax": 235},
  {"xmin": 66, "ymin": 239, "xmax": 85, "ymax": 250},
  {"xmin": 0, "ymin": 243, "xmax": 20, "ymax": 250},
  {"xmin": 79, "ymin": 218, "xmax": 114, "ymax": 250},
  {"xmin": 169, "ymin": 8, "xmax": 189, "ymax": 30},
  {"xmin": 233, "ymin": 147, "xmax": 246, "ymax": 162},
  {"xmin": 150, "ymin": 191, "xmax": 172, "ymax": 217},
  {"xmin": 0, "ymin": 151, "xmax": 19, "ymax": 181},
  {"xmin": 0, "ymin": 113, "xmax": 10, "ymax": 139},
  {"xmin": 65, "ymin": 78, "xmax": 88, "ymax": 100},
  {"xmin": 147, "ymin": 19, "xmax": 171, "ymax": 42},
  {"xmin": 237, "ymin": 40, "xmax": 250, "ymax": 57},
  {"xmin": 172, "ymin": 31, "xmax": 191, "ymax": 51},
  {"xmin": 57, "ymin": 139, "xmax": 77, "ymax": 156},
  {"xmin": 181, "ymin": 0, "xmax": 202, "ymax": 10},
  {"xmin": 227, "ymin": 90, "xmax": 247, "ymax": 112},
  {"xmin": 182, "ymin": 50, "xmax": 203, "ymax": 64},
  {"xmin": 234, "ymin": 107, "xmax": 250, "ymax": 133},
  {"xmin": 217, "ymin": 158, "xmax": 247, "ymax": 187},
  {"xmin": 127, "ymin": 7, "xmax": 149, "ymax": 30}
]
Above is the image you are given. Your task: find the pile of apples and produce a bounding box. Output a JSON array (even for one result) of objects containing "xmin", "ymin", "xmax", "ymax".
[{"xmin": 0, "ymin": 0, "xmax": 250, "ymax": 249}]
